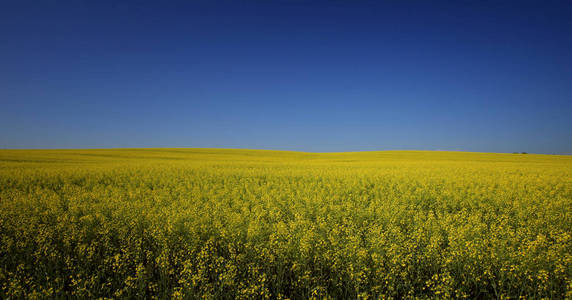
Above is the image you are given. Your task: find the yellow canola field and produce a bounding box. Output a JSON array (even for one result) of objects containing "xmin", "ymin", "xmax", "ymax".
[{"xmin": 0, "ymin": 149, "xmax": 571, "ymax": 299}]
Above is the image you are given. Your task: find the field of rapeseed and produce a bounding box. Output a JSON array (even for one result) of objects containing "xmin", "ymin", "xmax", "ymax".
[{"xmin": 0, "ymin": 149, "xmax": 570, "ymax": 299}]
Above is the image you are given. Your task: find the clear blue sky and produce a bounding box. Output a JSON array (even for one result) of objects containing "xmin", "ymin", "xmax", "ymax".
[{"xmin": 1, "ymin": 1, "xmax": 571, "ymax": 153}]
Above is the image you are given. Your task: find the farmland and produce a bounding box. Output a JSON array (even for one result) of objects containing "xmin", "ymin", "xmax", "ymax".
[{"xmin": 0, "ymin": 149, "xmax": 570, "ymax": 298}]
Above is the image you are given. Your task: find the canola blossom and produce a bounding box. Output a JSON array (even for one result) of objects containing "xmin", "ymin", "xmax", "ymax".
[{"xmin": 0, "ymin": 149, "xmax": 571, "ymax": 299}]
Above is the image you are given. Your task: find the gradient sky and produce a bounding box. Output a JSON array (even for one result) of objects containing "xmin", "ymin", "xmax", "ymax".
[{"xmin": 1, "ymin": 1, "xmax": 571, "ymax": 153}]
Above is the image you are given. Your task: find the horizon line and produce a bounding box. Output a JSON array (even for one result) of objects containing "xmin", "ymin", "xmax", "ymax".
[{"xmin": 0, "ymin": 147, "xmax": 570, "ymax": 156}]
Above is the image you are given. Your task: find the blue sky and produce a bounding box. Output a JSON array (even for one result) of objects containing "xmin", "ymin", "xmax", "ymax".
[{"xmin": 1, "ymin": 1, "xmax": 571, "ymax": 153}]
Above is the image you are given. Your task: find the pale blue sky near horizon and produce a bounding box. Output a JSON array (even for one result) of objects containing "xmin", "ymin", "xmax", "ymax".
[{"xmin": 1, "ymin": 1, "xmax": 571, "ymax": 154}]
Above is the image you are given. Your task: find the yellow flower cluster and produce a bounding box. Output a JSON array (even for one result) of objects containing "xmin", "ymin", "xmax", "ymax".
[{"xmin": 0, "ymin": 149, "xmax": 570, "ymax": 298}]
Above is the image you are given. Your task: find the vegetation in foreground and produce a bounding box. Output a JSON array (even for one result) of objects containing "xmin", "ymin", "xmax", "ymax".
[{"xmin": 0, "ymin": 149, "xmax": 571, "ymax": 299}]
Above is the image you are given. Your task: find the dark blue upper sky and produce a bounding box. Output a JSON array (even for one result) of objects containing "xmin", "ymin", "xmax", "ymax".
[{"xmin": 1, "ymin": 0, "xmax": 571, "ymax": 153}]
